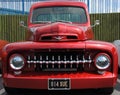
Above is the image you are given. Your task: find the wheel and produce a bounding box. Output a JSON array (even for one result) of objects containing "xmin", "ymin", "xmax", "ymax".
[
  {"xmin": 113, "ymin": 40, "xmax": 120, "ymax": 74},
  {"xmin": 96, "ymin": 87, "xmax": 114, "ymax": 94}
]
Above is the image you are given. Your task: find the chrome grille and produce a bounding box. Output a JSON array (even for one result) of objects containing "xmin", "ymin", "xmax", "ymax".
[{"xmin": 26, "ymin": 50, "xmax": 93, "ymax": 71}]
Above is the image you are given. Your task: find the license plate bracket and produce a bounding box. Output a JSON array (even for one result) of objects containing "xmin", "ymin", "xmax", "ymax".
[{"xmin": 48, "ymin": 78, "xmax": 70, "ymax": 90}]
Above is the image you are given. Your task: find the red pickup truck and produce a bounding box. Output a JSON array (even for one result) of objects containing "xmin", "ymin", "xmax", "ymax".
[{"xmin": 1, "ymin": 1, "xmax": 118, "ymax": 94}]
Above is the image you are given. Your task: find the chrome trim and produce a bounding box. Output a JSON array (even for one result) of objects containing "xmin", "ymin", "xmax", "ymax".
[
  {"xmin": 64, "ymin": 64, "xmax": 66, "ymax": 68},
  {"xmin": 89, "ymin": 63, "xmax": 91, "ymax": 68},
  {"xmin": 30, "ymin": 60, "xmax": 33, "ymax": 63},
  {"xmin": 70, "ymin": 64, "xmax": 72, "ymax": 68},
  {"xmin": 64, "ymin": 56, "xmax": 66, "ymax": 61},
  {"xmin": 39, "ymin": 61, "xmax": 42, "ymax": 64},
  {"xmin": 34, "ymin": 56, "xmax": 36, "ymax": 60},
  {"xmin": 46, "ymin": 56, "xmax": 48, "ymax": 60},
  {"xmin": 33, "ymin": 61, "xmax": 36, "ymax": 63},
  {"xmin": 40, "ymin": 56, "xmax": 42, "ymax": 60},
  {"xmin": 27, "ymin": 56, "xmax": 31, "ymax": 68},
  {"xmin": 76, "ymin": 55, "xmax": 79, "ymax": 60},
  {"xmin": 54, "ymin": 36, "xmax": 64, "ymax": 40},
  {"xmin": 46, "ymin": 64, "xmax": 49, "ymax": 68},
  {"xmin": 58, "ymin": 56, "xmax": 60, "ymax": 61},
  {"xmin": 28, "ymin": 63, "xmax": 31, "ymax": 68},
  {"xmin": 28, "ymin": 56, "xmax": 30, "ymax": 60},
  {"xmin": 27, "ymin": 55, "xmax": 93, "ymax": 69},
  {"xmin": 46, "ymin": 69, "xmax": 77, "ymax": 72},
  {"xmin": 34, "ymin": 64, "xmax": 36, "ymax": 68},
  {"xmin": 27, "ymin": 60, "xmax": 92, "ymax": 64},
  {"xmin": 27, "ymin": 61, "xmax": 31, "ymax": 64},
  {"xmin": 36, "ymin": 61, "xmax": 40, "ymax": 63},
  {"xmin": 58, "ymin": 64, "xmax": 60, "ymax": 68},
  {"xmin": 52, "ymin": 64, "xmax": 54, "ymax": 68},
  {"xmin": 52, "ymin": 56, "xmax": 54, "ymax": 61},
  {"xmin": 52, "ymin": 61, "xmax": 55, "ymax": 64},
  {"xmin": 70, "ymin": 55, "xmax": 73, "ymax": 60},
  {"xmin": 40, "ymin": 64, "xmax": 42, "ymax": 68}
]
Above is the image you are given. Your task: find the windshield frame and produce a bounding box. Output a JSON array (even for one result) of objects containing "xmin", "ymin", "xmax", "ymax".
[{"xmin": 30, "ymin": 6, "xmax": 88, "ymax": 24}]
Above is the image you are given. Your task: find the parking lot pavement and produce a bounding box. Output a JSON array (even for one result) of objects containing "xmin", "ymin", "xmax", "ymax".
[
  {"xmin": 0, "ymin": 74, "xmax": 120, "ymax": 95},
  {"xmin": 113, "ymin": 75, "xmax": 120, "ymax": 95}
]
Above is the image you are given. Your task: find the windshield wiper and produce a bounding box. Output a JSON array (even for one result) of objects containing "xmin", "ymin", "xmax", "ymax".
[
  {"xmin": 32, "ymin": 20, "xmax": 72, "ymax": 24},
  {"xmin": 52, "ymin": 20, "xmax": 72, "ymax": 24},
  {"xmin": 32, "ymin": 21, "xmax": 51, "ymax": 24}
]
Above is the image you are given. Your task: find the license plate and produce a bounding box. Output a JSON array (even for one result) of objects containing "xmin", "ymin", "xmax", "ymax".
[{"xmin": 48, "ymin": 78, "xmax": 70, "ymax": 90}]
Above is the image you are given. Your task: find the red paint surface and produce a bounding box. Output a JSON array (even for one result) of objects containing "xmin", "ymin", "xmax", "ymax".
[
  {"xmin": 1, "ymin": 1, "xmax": 118, "ymax": 90},
  {"xmin": 3, "ymin": 72, "xmax": 116, "ymax": 89},
  {"xmin": 0, "ymin": 40, "xmax": 8, "ymax": 60}
]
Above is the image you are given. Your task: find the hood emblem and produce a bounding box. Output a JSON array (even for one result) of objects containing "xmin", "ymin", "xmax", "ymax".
[{"xmin": 54, "ymin": 36, "xmax": 64, "ymax": 40}]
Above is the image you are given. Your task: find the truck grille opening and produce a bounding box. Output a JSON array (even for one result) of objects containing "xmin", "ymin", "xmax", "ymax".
[
  {"xmin": 25, "ymin": 49, "xmax": 94, "ymax": 72},
  {"xmin": 41, "ymin": 36, "xmax": 52, "ymax": 40},
  {"xmin": 67, "ymin": 36, "xmax": 77, "ymax": 39},
  {"xmin": 40, "ymin": 35, "xmax": 78, "ymax": 41},
  {"xmin": 35, "ymin": 64, "xmax": 84, "ymax": 72}
]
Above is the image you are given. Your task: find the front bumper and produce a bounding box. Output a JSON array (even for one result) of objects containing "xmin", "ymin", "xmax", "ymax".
[{"xmin": 3, "ymin": 72, "xmax": 117, "ymax": 90}]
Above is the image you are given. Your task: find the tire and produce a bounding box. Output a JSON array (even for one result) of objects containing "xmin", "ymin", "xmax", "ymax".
[
  {"xmin": 119, "ymin": 67, "xmax": 120, "ymax": 74},
  {"xmin": 5, "ymin": 87, "xmax": 21, "ymax": 95},
  {"xmin": 96, "ymin": 87, "xmax": 114, "ymax": 94},
  {"xmin": 113, "ymin": 40, "xmax": 120, "ymax": 74},
  {"xmin": 5, "ymin": 87, "xmax": 30, "ymax": 95}
]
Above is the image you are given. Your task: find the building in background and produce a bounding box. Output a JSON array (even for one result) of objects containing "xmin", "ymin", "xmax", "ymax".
[{"xmin": 0, "ymin": 0, "xmax": 120, "ymax": 14}]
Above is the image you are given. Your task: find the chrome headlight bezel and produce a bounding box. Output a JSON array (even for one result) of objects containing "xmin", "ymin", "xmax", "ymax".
[
  {"xmin": 9, "ymin": 54, "xmax": 25, "ymax": 70},
  {"xmin": 94, "ymin": 53, "xmax": 111, "ymax": 70}
]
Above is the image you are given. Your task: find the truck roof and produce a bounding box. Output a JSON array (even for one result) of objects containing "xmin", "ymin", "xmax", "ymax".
[{"xmin": 30, "ymin": 1, "xmax": 88, "ymax": 10}]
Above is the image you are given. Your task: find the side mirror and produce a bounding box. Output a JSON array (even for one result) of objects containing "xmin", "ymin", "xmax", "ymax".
[
  {"xmin": 19, "ymin": 21, "xmax": 28, "ymax": 29},
  {"xmin": 87, "ymin": 20, "xmax": 100, "ymax": 31},
  {"xmin": 91, "ymin": 20, "xmax": 100, "ymax": 28},
  {"xmin": 94, "ymin": 20, "xmax": 100, "ymax": 26}
]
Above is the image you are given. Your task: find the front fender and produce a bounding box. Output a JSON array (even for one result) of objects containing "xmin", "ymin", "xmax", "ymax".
[
  {"xmin": 85, "ymin": 40, "xmax": 118, "ymax": 75},
  {"xmin": 0, "ymin": 40, "xmax": 9, "ymax": 59},
  {"xmin": 0, "ymin": 40, "xmax": 9, "ymax": 70}
]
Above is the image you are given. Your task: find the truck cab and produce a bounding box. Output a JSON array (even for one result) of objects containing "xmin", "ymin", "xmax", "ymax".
[{"xmin": 25, "ymin": 1, "xmax": 93, "ymax": 41}]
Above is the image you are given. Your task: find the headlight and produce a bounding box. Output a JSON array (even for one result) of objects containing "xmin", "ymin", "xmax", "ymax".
[
  {"xmin": 94, "ymin": 53, "xmax": 111, "ymax": 70},
  {"xmin": 9, "ymin": 54, "xmax": 25, "ymax": 70}
]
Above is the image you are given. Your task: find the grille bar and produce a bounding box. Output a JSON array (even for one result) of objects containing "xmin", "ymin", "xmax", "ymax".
[
  {"xmin": 27, "ymin": 55, "xmax": 92, "ymax": 70},
  {"xmin": 27, "ymin": 60, "xmax": 92, "ymax": 64},
  {"xmin": 44, "ymin": 68, "xmax": 77, "ymax": 72}
]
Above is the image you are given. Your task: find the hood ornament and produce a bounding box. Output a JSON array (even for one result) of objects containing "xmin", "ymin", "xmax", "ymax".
[{"xmin": 54, "ymin": 36, "xmax": 64, "ymax": 40}]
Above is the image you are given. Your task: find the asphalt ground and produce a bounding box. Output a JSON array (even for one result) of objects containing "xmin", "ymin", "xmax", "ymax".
[{"xmin": 0, "ymin": 74, "xmax": 119, "ymax": 95}]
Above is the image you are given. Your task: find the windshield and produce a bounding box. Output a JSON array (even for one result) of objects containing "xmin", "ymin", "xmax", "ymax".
[{"xmin": 31, "ymin": 6, "xmax": 87, "ymax": 24}]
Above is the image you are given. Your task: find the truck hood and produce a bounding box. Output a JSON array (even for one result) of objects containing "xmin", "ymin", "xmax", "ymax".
[{"xmin": 31, "ymin": 22, "xmax": 92, "ymax": 42}]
